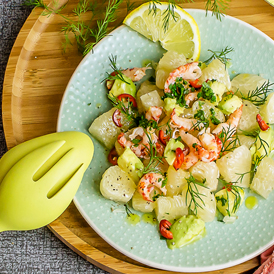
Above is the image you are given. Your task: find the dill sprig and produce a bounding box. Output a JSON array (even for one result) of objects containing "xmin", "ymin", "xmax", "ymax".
[
  {"xmin": 205, "ymin": 0, "xmax": 231, "ymax": 21},
  {"xmin": 239, "ymin": 128, "xmax": 269, "ymax": 158},
  {"xmin": 23, "ymin": 0, "xmax": 68, "ymax": 18},
  {"xmin": 107, "ymin": 94, "xmax": 138, "ymax": 125},
  {"xmin": 148, "ymin": 0, "xmax": 228, "ymax": 33},
  {"xmin": 141, "ymin": 131, "xmax": 165, "ymax": 175},
  {"xmin": 25, "ymin": 0, "xmax": 124, "ymax": 55},
  {"xmin": 237, "ymin": 129, "xmax": 269, "ymax": 182},
  {"xmin": 161, "ymin": 1, "xmax": 179, "ymax": 32},
  {"xmin": 204, "ymin": 46, "xmax": 234, "ymax": 66},
  {"xmin": 124, "ymin": 203, "xmax": 134, "ymax": 216},
  {"xmin": 239, "ymin": 80, "xmax": 274, "ymax": 106},
  {"xmin": 83, "ymin": 0, "xmax": 124, "ymax": 55},
  {"xmin": 218, "ymin": 124, "xmax": 240, "ymax": 156},
  {"xmin": 103, "ymin": 54, "xmax": 130, "ymax": 84},
  {"xmin": 217, "ymin": 178, "xmax": 244, "ymax": 216},
  {"xmin": 185, "ymin": 175, "xmax": 208, "ymax": 216}
]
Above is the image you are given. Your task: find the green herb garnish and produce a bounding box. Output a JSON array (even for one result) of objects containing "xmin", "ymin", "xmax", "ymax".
[
  {"xmin": 197, "ymin": 82, "xmax": 217, "ymax": 103},
  {"xmin": 209, "ymin": 108, "xmax": 221, "ymax": 125},
  {"xmin": 218, "ymin": 124, "xmax": 240, "ymax": 156},
  {"xmin": 162, "ymin": 77, "xmax": 189, "ymax": 107},
  {"xmin": 217, "ymin": 178, "xmax": 244, "ymax": 216},
  {"xmin": 108, "ymin": 94, "xmax": 137, "ymax": 125},
  {"xmin": 103, "ymin": 54, "xmax": 130, "ymax": 84},
  {"xmin": 141, "ymin": 130, "xmax": 164, "ymax": 175},
  {"xmin": 239, "ymin": 80, "xmax": 274, "ymax": 106},
  {"xmin": 205, "ymin": 0, "xmax": 231, "ymax": 21},
  {"xmin": 185, "ymin": 174, "xmax": 208, "ymax": 216},
  {"xmin": 204, "ymin": 46, "xmax": 234, "ymax": 67}
]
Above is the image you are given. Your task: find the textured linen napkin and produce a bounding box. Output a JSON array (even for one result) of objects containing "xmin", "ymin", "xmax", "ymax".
[{"xmin": 254, "ymin": 246, "xmax": 274, "ymax": 273}]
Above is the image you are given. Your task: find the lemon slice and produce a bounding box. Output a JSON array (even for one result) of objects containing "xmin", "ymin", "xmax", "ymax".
[{"xmin": 123, "ymin": 2, "xmax": 200, "ymax": 61}]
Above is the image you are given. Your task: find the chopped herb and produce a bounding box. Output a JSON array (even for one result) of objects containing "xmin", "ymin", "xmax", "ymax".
[
  {"xmin": 216, "ymin": 195, "xmax": 227, "ymax": 206},
  {"xmin": 161, "ymin": 78, "xmax": 189, "ymax": 108},
  {"xmin": 152, "ymin": 192, "xmax": 162, "ymax": 201},
  {"xmin": 138, "ymin": 115, "xmax": 159, "ymax": 130},
  {"xmin": 209, "ymin": 108, "xmax": 221, "ymax": 125},
  {"xmin": 161, "ymin": 177, "xmax": 168, "ymax": 188},
  {"xmin": 132, "ymin": 138, "xmax": 141, "ymax": 147},
  {"xmin": 193, "ymin": 109, "xmax": 210, "ymax": 128},
  {"xmin": 197, "ymin": 82, "xmax": 216, "ymax": 103}
]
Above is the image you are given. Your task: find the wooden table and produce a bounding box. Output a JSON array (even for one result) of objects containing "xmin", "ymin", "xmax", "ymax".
[{"xmin": 3, "ymin": 0, "xmax": 274, "ymax": 273}]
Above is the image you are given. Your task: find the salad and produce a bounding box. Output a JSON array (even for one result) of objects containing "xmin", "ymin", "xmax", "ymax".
[{"xmin": 88, "ymin": 49, "xmax": 274, "ymax": 249}]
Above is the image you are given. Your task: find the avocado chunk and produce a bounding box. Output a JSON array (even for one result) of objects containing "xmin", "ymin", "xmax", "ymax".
[
  {"xmin": 218, "ymin": 94, "xmax": 242, "ymax": 115},
  {"xmin": 164, "ymin": 138, "xmax": 185, "ymax": 165},
  {"xmin": 109, "ymin": 76, "xmax": 136, "ymax": 98},
  {"xmin": 163, "ymin": 98, "xmax": 185, "ymax": 116},
  {"xmin": 215, "ymin": 187, "xmax": 244, "ymax": 216},
  {"xmin": 117, "ymin": 147, "xmax": 144, "ymax": 183},
  {"xmin": 167, "ymin": 215, "xmax": 206, "ymax": 249},
  {"xmin": 208, "ymin": 80, "xmax": 227, "ymax": 104}
]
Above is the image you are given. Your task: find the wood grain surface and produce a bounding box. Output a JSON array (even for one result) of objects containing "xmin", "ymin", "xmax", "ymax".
[{"xmin": 3, "ymin": 0, "xmax": 274, "ymax": 273}]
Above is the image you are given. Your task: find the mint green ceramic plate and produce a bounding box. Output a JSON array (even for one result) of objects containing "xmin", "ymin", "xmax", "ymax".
[{"xmin": 57, "ymin": 9, "xmax": 274, "ymax": 272}]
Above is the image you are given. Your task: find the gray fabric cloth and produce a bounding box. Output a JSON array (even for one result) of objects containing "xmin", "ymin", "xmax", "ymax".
[{"xmin": 0, "ymin": 1, "xmax": 109, "ymax": 273}]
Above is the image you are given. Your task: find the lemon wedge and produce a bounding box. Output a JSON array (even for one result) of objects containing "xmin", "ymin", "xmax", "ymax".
[{"xmin": 123, "ymin": 2, "xmax": 200, "ymax": 61}]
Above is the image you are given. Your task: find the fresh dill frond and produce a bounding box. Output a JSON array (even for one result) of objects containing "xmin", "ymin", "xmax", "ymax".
[
  {"xmin": 23, "ymin": 0, "xmax": 46, "ymax": 8},
  {"xmin": 148, "ymin": 0, "xmax": 193, "ymax": 32},
  {"xmin": 126, "ymin": 0, "xmax": 137, "ymax": 12},
  {"xmin": 185, "ymin": 175, "xmax": 208, "ymax": 216},
  {"xmin": 239, "ymin": 128, "xmax": 269, "ymax": 158},
  {"xmin": 23, "ymin": 0, "xmax": 68, "ymax": 17},
  {"xmin": 217, "ymin": 178, "xmax": 244, "ymax": 216},
  {"xmin": 124, "ymin": 203, "xmax": 134, "ymax": 216},
  {"xmin": 107, "ymin": 94, "xmax": 137, "ymax": 125},
  {"xmin": 162, "ymin": 1, "xmax": 179, "ymax": 32},
  {"xmin": 83, "ymin": 0, "xmax": 123, "ymax": 55},
  {"xmin": 218, "ymin": 124, "xmax": 240, "ymax": 156},
  {"xmin": 141, "ymin": 130, "xmax": 164, "ymax": 175},
  {"xmin": 239, "ymin": 80, "xmax": 274, "ymax": 106},
  {"xmin": 235, "ymin": 171, "xmax": 250, "ymax": 185},
  {"xmin": 205, "ymin": 0, "xmax": 231, "ymax": 21},
  {"xmin": 148, "ymin": 0, "xmax": 161, "ymax": 16},
  {"xmin": 204, "ymin": 46, "xmax": 234, "ymax": 66},
  {"xmin": 238, "ymin": 128, "xmax": 269, "ymax": 180},
  {"xmin": 103, "ymin": 54, "xmax": 130, "ymax": 84}
]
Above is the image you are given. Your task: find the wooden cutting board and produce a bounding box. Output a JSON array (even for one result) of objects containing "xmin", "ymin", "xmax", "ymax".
[{"xmin": 3, "ymin": 0, "xmax": 274, "ymax": 272}]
